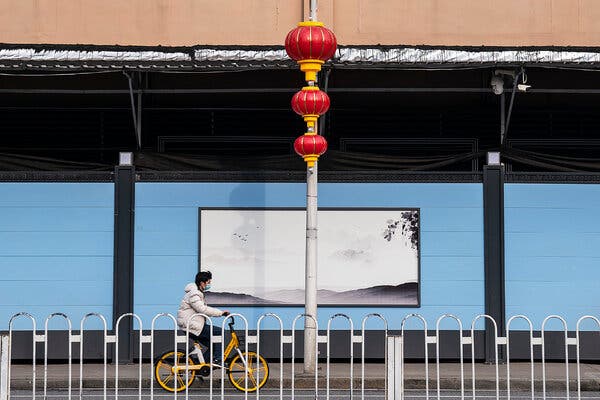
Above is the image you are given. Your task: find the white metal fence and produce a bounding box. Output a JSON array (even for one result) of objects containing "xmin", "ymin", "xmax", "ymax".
[{"xmin": 1, "ymin": 312, "xmax": 599, "ymax": 400}]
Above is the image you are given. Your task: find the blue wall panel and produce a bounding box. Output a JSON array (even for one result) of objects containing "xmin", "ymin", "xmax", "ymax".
[
  {"xmin": 505, "ymin": 184, "xmax": 600, "ymax": 329},
  {"xmin": 135, "ymin": 182, "xmax": 484, "ymax": 329},
  {"xmin": 0, "ymin": 183, "xmax": 114, "ymax": 330}
]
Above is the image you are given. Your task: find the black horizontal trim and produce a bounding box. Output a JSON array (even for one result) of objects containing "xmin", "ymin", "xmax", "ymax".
[
  {"xmin": 0, "ymin": 171, "xmax": 114, "ymax": 182},
  {"xmin": 506, "ymin": 172, "xmax": 600, "ymax": 183},
  {"xmin": 137, "ymin": 171, "xmax": 483, "ymax": 183},
  {"xmin": 4, "ymin": 170, "xmax": 600, "ymax": 183}
]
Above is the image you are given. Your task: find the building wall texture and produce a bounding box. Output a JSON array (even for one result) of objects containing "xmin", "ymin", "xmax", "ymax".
[
  {"xmin": 2, "ymin": 0, "xmax": 600, "ymax": 47},
  {"xmin": 504, "ymin": 183, "xmax": 600, "ymax": 329},
  {"xmin": 0, "ymin": 183, "xmax": 114, "ymax": 330}
]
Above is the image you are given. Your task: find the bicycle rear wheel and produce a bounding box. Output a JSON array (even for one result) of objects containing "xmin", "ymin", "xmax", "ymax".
[
  {"xmin": 227, "ymin": 351, "xmax": 269, "ymax": 392},
  {"xmin": 155, "ymin": 351, "xmax": 196, "ymax": 392}
]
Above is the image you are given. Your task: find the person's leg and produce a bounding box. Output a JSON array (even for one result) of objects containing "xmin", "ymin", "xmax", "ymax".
[
  {"xmin": 187, "ymin": 332, "xmax": 205, "ymax": 363},
  {"xmin": 198, "ymin": 323, "xmax": 223, "ymax": 363}
]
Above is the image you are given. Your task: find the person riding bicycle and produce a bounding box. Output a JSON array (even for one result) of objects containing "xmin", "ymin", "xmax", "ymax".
[{"xmin": 177, "ymin": 270, "xmax": 230, "ymax": 366}]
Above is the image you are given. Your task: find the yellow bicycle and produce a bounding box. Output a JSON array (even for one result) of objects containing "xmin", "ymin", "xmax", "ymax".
[{"xmin": 154, "ymin": 317, "xmax": 269, "ymax": 392}]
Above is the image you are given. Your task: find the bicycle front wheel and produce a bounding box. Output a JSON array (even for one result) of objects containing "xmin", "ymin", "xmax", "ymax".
[
  {"xmin": 154, "ymin": 351, "xmax": 196, "ymax": 392},
  {"xmin": 227, "ymin": 351, "xmax": 269, "ymax": 392}
]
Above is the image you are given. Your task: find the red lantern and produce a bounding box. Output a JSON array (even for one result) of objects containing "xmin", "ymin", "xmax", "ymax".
[
  {"xmin": 285, "ymin": 22, "xmax": 337, "ymax": 61},
  {"xmin": 291, "ymin": 86, "xmax": 330, "ymax": 116},
  {"xmin": 285, "ymin": 21, "xmax": 337, "ymax": 82},
  {"xmin": 294, "ymin": 134, "xmax": 328, "ymax": 167},
  {"xmin": 291, "ymin": 86, "xmax": 330, "ymax": 130}
]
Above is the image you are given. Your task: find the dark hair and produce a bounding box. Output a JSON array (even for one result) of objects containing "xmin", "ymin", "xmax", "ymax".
[{"xmin": 195, "ymin": 270, "xmax": 212, "ymax": 288}]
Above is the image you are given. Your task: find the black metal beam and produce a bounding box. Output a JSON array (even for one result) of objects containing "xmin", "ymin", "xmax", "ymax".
[
  {"xmin": 113, "ymin": 165, "xmax": 135, "ymax": 363},
  {"xmin": 483, "ymin": 164, "xmax": 506, "ymax": 363},
  {"xmin": 3, "ymin": 87, "xmax": 600, "ymax": 94}
]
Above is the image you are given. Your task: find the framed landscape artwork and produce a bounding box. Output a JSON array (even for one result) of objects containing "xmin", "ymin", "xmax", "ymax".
[{"xmin": 198, "ymin": 208, "xmax": 420, "ymax": 307}]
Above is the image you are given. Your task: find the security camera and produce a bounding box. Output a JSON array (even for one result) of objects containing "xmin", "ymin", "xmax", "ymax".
[
  {"xmin": 491, "ymin": 76, "xmax": 504, "ymax": 95},
  {"xmin": 517, "ymin": 83, "xmax": 531, "ymax": 92}
]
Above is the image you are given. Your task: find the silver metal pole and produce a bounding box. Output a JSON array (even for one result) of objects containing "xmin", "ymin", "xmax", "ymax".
[
  {"xmin": 303, "ymin": 0, "xmax": 319, "ymax": 374},
  {"xmin": 309, "ymin": 0, "xmax": 318, "ymax": 21},
  {"xmin": 304, "ymin": 161, "xmax": 318, "ymax": 373}
]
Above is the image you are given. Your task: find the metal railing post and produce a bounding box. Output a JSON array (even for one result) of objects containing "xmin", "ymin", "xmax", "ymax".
[
  {"xmin": 257, "ymin": 313, "xmax": 284, "ymax": 400},
  {"xmin": 470, "ymin": 315, "xmax": 499, "ymax": 400},
  {"xmin": 362, "ymin": 314, "xmax": 388, "ymax": 400},
  {"xmin": 0, "ymin": 335, "xmax": 9, "ymax": 400},
  {"xmin": 506, "ymin": 315, "xmax": 535, "ymax": 400},
  {"xmin": 44, "ymin": 313, "xmax": 73, "ymax": 400},
  {"xmin": 291, "ymin": 314, "xmax": 319, "ymax": 400},
  {"xmin": 576, "ymin": 316, "xmax": 600, "ymax": 400},
  {"xmin": 436, "ymin": 315, "xmax": 465, "ymax": 400},
  {"xmin": 79, "ymin": 313, "xmax": 109, "ymax": 400},
  {"xmin": 326, "ymin": 314, "xmax": 354, "ymax": 400},
  {"xmin": 541, "ymin": 315, "xmax": 570, "ymax": 400}
]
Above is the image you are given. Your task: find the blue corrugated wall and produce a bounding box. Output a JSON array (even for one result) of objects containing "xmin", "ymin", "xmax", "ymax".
[
  {"xmin": 3, "ymin": 181, "xmax": 596, "ymax": 332},
  {"xmin": 0, "ymin": 183, "xmax": 114, "ymax": 330},
  {"xmin": 134, "ymin": 182, "xmax": 484, "ymax": 330},
  {"xmin": 505, "ymin": 184, "xmax": 600, "ymax": 329}
]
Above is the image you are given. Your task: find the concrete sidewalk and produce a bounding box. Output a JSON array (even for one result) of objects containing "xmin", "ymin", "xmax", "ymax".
[{"xmin": 7, "ymin": 362, "xmax": 600, "ymax": 391}]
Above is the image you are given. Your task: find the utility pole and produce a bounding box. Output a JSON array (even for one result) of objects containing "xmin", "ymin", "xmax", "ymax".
[{"xmin": 284, "ymin": 0, "xmax": 337, "ymax": 374}]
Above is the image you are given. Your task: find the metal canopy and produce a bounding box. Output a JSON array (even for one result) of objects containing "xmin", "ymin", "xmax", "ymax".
[{"xmin": 4, "ymin": 45, "xmax": 600, "ymax": 71}]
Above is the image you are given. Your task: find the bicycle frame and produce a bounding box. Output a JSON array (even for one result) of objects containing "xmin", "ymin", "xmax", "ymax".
[{"xmin": 173, "ymin": 321, "xmax": 241, "ymax": 373}]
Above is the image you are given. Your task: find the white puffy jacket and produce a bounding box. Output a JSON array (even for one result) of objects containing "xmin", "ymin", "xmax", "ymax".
[{"xmin": 177, "ymin": 283, "xmax": 224, "ymax": 335}]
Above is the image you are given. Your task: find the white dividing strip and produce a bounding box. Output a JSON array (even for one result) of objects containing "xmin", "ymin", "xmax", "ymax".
[
  {"xmin": 496, "ymin": 337, "xmax": 507, "ymax": 345},
  {"xmin": 318, "ymin": 335, "xmax": 328, "ymax": 343},
  {"xmin": 426, "ymin": 336, "xmax": 437, "ymax": 344},
  {"xmin": 245, "ymin": 336, "xmax": 258, "ymax": 344},
  {"xmin": 105, "ymin": 335, "xmax": 116, "ymax": 343},
  {"xmin": 353, "ymin": 335, "xmax": 364, "ymax": 343},
  {"xmin": 140, "ymin": 335, "xmax": 152, "ymax": 343},
  {"xmin": 281, "ymin": 335, "xmax": 293, "ymax": 344},
  {"xmin": 461, "ymin": 337, "xmax": 472, "ymax": 345},
  {"xmin": 34, "ymin": 334, "xmax": 45, "ymax": 342},
  {"xmin": 532, "ymin": 337, "xmax": 543, "ymax": 345}
]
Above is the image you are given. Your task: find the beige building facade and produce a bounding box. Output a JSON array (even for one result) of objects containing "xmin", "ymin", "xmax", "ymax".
[{"xmin": 1, "ymin": 0, "xmax": 600, "ymax": 47}]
